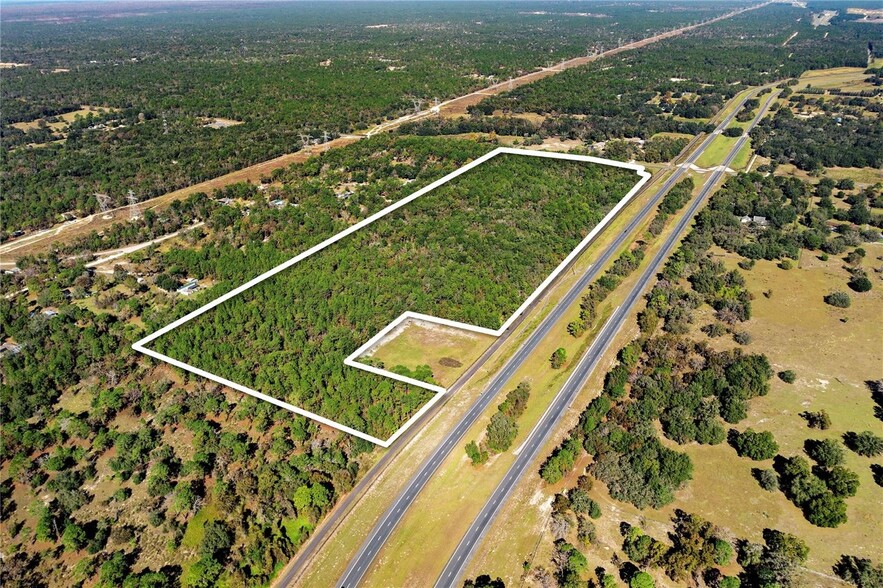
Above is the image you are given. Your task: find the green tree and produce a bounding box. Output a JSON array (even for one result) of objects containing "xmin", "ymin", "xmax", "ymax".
[
  {"xmin": 465, "ymin": 440, "xmax": 488, "ymax": 465},
  {"xmin": 630, "ymin": 571, "xmax": 655, "ymax": 588},
  {"xmin": 730, "ymin": 429, "xmax": 778, "ymax": 461},
  {"xmin": 486, "ymin": 413, "xmax": 517, "ymax": 453},
  {"xmin": 844, "ymin": 431, "xmax": 883, "ymax": 457},
  {"xmin": 550, "ymin": 348, "xmax": 567, "ymax": 369},
  {"xmin": 100, "ymin": 552, "xmax": 129, "ymax": 587},
  {"xmin": 62, "ymin": 522, "xmax": 88, "ymax": 552},
  {"xmin": 806, "ymin": 438, "xmax": 845, "ymax": 467}
]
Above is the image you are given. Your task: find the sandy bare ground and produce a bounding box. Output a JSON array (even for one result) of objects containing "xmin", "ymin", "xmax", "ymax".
[{"xmin": 1, "ymin": 3, "xmax": 767, "ymax": 266}]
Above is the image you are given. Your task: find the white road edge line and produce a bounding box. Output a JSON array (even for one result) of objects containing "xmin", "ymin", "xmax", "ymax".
[{"xmin": 132, "ymin": 147, "xmax": 650, "ymax": 447}]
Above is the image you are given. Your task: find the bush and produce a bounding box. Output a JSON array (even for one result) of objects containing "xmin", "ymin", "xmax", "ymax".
[
  {"xmin": 801, "ymin": 410, "xmax": 831, "ymax": 430},
  {"xmin": 778, "ymin": 370, "xmax": 796, "ymax": 384},
  {"xmin": 754, "ymin": 468, "xmax": 779, "ymax": 491},
  {"xmin": 465, "ymin": 441, "xmax": 488, "ymax": 465},
  {"xmin": 630, "ymin": 572, "xmax": 656, "ymax": 588},
  {"xmin": 834, "ymin": 554, "xmax": 883, "ymax": 587},
  {"xmin": 730, "ymin": 429, "xmax": 779, "ymax": 460},
  {"xmin": 550, "ymin": 348, "xmax": 567, "ymax": 369},
  {"xmin": 823, "ymin": 466, "xmax": 860, "ymax": 498},
  {"xmin": 733, "ymin": 331, "xmax": 752, "ymax": 345},
  {"xmin": 702, "ymin": 322, "xmax": 727, "ymax": 338},
  {"xmin": 481, "ymin": 382, "xmax": 532, "ymax": 454},
  {"xmin": 824, "ymin": 291, "xmax": 851, "ymax": 308},
  {"xmin": 723, "ymin": 127, "xmax": 743, "ymax": 138},
  {"xmin": 714, "ymin": 539, "xmax": 734, "ymax": 565},
  {"xmin": 848, "ymin": 275, "xmax": 872, "ymax": 292},
  {"xmin": 778, "ymin": 260, "xmax": 793, "ymax": 270}
]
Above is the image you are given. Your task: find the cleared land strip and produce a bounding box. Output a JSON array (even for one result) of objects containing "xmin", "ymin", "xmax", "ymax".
[
  {"xmin": 0, "ymin": 2, "xmax": 770, "ymax": 265},
  {"xmin": 436, "ymin": 90, "xmax": 780, "ymax": 588},
  {"xmin": 334, "ymin": 85, "xmax": 771, "ymax": 588}
]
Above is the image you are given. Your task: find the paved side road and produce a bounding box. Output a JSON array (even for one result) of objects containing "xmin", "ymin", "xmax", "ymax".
[
  {"xmin": 334, "ymin": 84, "xmax": 769, "ymax": 588},
  {"xmin": 434, "ymin": 90, "xmax": 780, "ymax": 588}
]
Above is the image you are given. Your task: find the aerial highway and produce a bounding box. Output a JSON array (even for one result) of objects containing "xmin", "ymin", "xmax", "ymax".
[
  {"xmin": 333, "ymin": 86, "xmax": 774, "ymax": 588},
  {"xmin": 433, "ymin": 89, "xmax": 781, "ymax": 588}
]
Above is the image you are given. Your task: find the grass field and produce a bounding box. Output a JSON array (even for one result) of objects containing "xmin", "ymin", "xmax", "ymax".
[
  {"xmin": 11, "ymin": 105, "xmax": 116, "ymax": 131},
  {"xmin": 676, "ymin": 246, "xmax": 883, "ymax": 573},
  {"xmin": 774, "ymin": 162, "xmax": 883, "ymax": 188},
  {"xmin": 359, "ymin": 319, "xmax": 495, "ymax": 388},
  {"xmin": 695, "ymin": 134, "xmax": 741, "ymax": 169},
  {"xmin": 794, "ymin": 67, "xmax": 876, "ymax": 92}
]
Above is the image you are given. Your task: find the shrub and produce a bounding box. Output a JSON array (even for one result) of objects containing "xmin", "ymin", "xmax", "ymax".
[
  {"xmin": 465, "ymin": 441, "xmax": 488, "ymax": 465},
  {"xmin": 754, "ymin": 468, "xmax": 779, "ymax": 491},
  {"xmin": 714, "ymin": 539, "xmax": 734, "ymax": 565},
  {"xmin": 824, "ymin": 291, "xmax": 851, "ymax": 308},
  {"xmin": 630, "ymin": 571, "xmax": 655, "ymax": 588},
  {"xmin": 801, "ymin": 409, "xmax": 831, "ymax": 430},
  {"xmin": 550, "ymin": 348, "xmax": 567, "ymax": 369},
  {"xmin": 823, "ymin": 466, "xmax": 860, "ymax": 498},
  {"xmin": 723, "ymin": 127, "xmax": 743, "ymax": 138},
  {"xmin": 487, "ymin": 412, "xmax": 518, "ymax": 453},
  {"xmin": 778, "ymin": 370, "xmax": 797, "ymax": 383},
  {"xmin": 778, "ymin": 260, "xmax": 793, "ymax": 270},
  {"xmin": 834, "ymin": 555, "xmax": 883, "ymax": 588},
  {"xmin": 848, "ymin": 275, "xmax": 872, "ymax": 292},
  {"xmin": 702, "ymin": 322, "xmax": 727, "ymax": 338},
  {"xmin": 567, "ymin": 319, "xmax": 587, "ymax": 337},
  {"xmin": 733, "ymin": 331, "xmax": 752, "ymax": 345}
]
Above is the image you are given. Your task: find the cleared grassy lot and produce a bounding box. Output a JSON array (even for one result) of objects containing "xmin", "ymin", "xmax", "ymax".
[{"xmin": 360, "ymin": 320, "xmax": 495, "ymax": 388}]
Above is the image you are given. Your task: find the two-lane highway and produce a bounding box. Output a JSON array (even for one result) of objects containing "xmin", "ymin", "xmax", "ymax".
[
  {"xmin": 433, "ymin": 89, "xmax": 780, "ymax": 587},
  {"xmin": 335, "ymin": 86, "xmax": 772, "ymax": 588}
]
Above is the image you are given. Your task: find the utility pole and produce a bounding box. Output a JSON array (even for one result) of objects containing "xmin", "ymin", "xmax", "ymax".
[
  {"xmin": 127, "ymin": 190, "xmax": 140, "ymax": 221},
  {"xmin": 95, "ymin": 193, "xmax": 112, "ymax": 213}
]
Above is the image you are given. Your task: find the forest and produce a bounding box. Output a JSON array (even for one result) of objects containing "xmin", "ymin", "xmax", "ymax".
[
  {"xmin": 2, "ymin": 2, "xmax": 881, "ymax": 587},
  {"xmin": 148, "ymin": 147, "xmax": 639, "ymax": 439},
  {"xmin": 0, "ymin": 0, "xmax": 736, "ymax": 232},
  {"xmin": 419, "ymin": 4, "xmax": 883, "ymax": 154},
  {"xmin": 750, "ymin": 104, "xmax": 883, "ymax": 171}
]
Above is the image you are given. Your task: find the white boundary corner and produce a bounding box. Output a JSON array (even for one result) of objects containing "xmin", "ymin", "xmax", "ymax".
[{"xmin": 133, "ymin": 148, "xmax": 651, "ymax": 447}]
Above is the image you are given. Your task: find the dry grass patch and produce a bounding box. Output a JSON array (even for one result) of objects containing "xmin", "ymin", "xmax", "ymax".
[{"xmin": 359, "ymin": 319, "xmax": 494, "ymax": 388}]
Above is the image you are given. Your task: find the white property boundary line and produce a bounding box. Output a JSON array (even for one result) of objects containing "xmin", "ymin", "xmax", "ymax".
[{"xmin": 133, "ymin": 147, "xmax": 650, "ymax": 446}]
